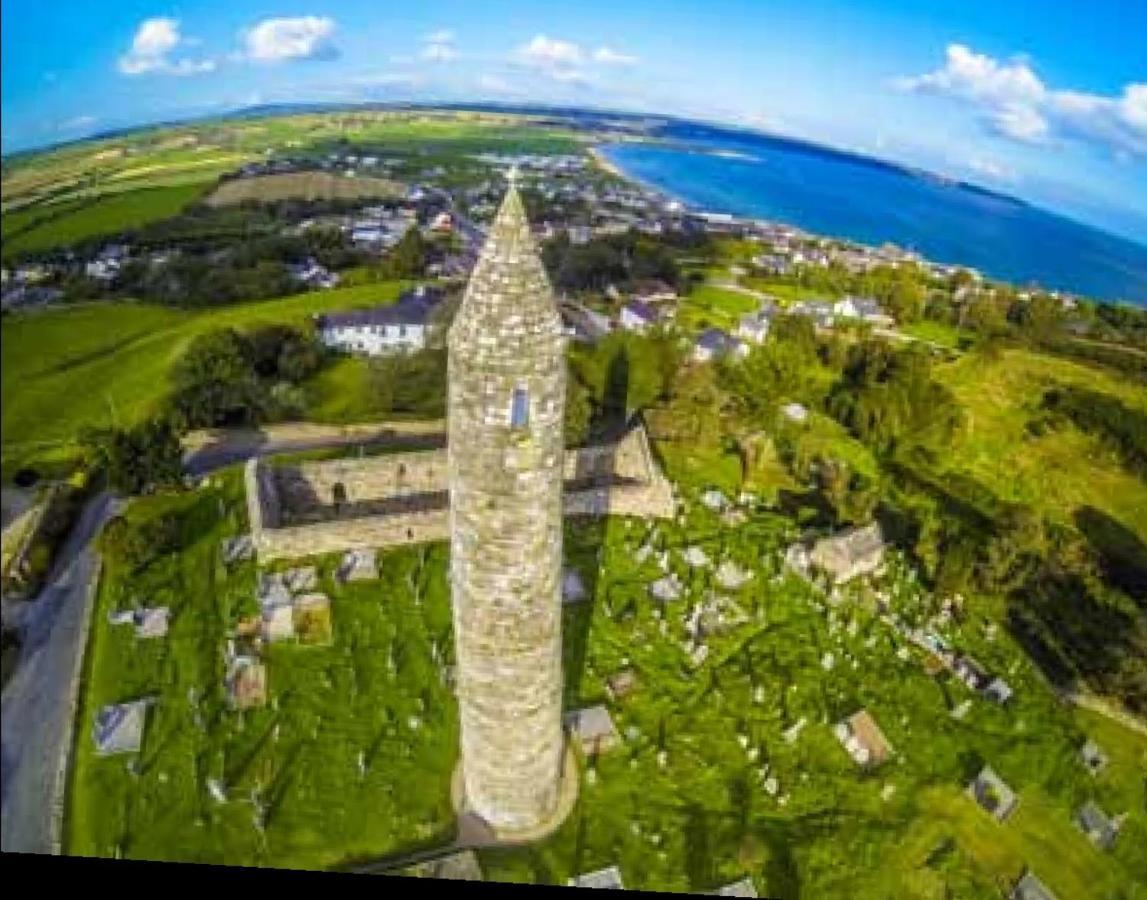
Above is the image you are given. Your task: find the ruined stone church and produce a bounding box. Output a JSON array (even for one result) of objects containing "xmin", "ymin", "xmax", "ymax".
[{"xmin": 244, "ymin": 172, "xmax": 674, "ymax": 837}]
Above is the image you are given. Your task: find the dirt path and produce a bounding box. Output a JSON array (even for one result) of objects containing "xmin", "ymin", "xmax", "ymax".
[{"xmin": 182, "ymin": 420, "xmax": 446, "ymax": 475}]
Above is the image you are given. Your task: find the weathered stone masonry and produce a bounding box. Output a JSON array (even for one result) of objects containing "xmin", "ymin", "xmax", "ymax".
[
  {"xmin": 244, "ymin": 424, "xmax": 673, "ymax": 562},
  {"xmin": 242, "ymin": 176, "xmax": 674, "ymax": 840}
]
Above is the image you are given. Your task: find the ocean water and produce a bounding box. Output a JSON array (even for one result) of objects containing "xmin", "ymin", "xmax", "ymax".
[{"xmin": 599, "ymin": 135, "xmax": 1147, "ymax": 305}]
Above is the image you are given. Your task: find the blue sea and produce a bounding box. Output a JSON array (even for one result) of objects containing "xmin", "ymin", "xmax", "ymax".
[{"xmin": 598, "ymin": 134, "xmax": 1147, "ymax": 305}]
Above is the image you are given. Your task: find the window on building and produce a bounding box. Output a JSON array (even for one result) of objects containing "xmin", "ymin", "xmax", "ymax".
[{"xmin": 510, "ymin": 387, "xmax": 530, "ymax": 429}]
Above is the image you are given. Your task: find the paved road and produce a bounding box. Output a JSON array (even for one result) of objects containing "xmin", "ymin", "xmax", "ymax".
[{"xmin": 1, "ymin": 491, "xmax": 118, "ymax": 854}]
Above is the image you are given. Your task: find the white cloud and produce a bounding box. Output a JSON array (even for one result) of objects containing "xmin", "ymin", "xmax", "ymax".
[
  {"xmin": 421, "ymin": 30, "xmax": 458, "ymax": 63},
  {"xmin": 519, "ymin": 34, "xmax": 585, "ymax": 67},
  {"xmin": 991, "ymin": 103, "xmax": 1049, "ymax": 143},
  {"xmin": 897, "ymin": 44, "xmax": 1043, "ymax": 106},
  {"xmin": 243, "ymin": 16, "xmax": 338, "ymax": 63},
  {"xmin": 513, "ymin": 35, "xmax": 635, "ymax": 86},
  {"xmin": 592, "ymin": 47, "xmax": 637, "ymax": 66},
  {"xmin": 118, "ymin": 17, "xmax": 216, "ymax": 76},
  {"xmin": 897, "ymin": 43, "xmax": 1147, "ymax": 157}
]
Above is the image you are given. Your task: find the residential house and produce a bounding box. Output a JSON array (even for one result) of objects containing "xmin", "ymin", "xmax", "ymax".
[
  {"xmin": 287, "ymin": 259, "xmax": 340, "ymax": 289},
  {"xmin": 316, "ymin": 285, "xmax": 445, "ymax": 356},
  {"xmin": 789, "ymin": 299, "xmax": 837, "ymax": 330},
  {"xmin": 693, "ymin": 328, "xmax": 747, "ymax": 363},
  {"xmin": 619, "ymin": 300, "xmax": 660, "ymax": 332},
  {"xmin": 632, "ymin": 279, "xmax": 678, "ymax": 304},
  {"xmin": 737, "ymin": 306, "xmax": 774, "ymax": 344}
]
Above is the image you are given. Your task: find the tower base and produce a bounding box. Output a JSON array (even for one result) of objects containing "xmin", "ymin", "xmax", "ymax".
[{"xmin": 451, "ymin": 742, "xmax": 580, "ymax": 846}]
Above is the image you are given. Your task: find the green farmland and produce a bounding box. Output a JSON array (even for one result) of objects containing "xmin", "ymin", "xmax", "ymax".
[
  {"xmin": 0, "ymin": 284, "xmax": 405, "ymax": 478},
  {"xmin": 2, "ymin": 182, "xmax": 213, "ymax": 258}
]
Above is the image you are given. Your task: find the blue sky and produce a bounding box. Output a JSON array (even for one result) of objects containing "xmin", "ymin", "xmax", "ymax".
[{"xmin": 2, "ymin": 0, "xmax": 1145, "ymax": 243}]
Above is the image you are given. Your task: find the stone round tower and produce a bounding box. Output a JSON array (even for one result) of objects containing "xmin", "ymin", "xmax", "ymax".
[{"xmin": 447, "ymin": 169, "xmax": 576, "ymax": 838}]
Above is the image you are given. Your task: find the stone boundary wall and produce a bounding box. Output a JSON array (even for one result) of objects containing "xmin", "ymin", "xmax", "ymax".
[{"xmin": 248, "ymin": 426, "xmax": 675, "ymax": 562}]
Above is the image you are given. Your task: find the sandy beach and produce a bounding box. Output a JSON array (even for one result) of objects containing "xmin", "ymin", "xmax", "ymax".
[{"xmin": 588, "ymin": 146, "xmax": 624, "ymax": 178}]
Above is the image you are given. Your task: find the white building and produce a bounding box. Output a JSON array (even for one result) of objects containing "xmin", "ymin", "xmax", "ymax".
[{"xmin": 316, "ymin": 285, "xmax": 445, "ymax": 356}]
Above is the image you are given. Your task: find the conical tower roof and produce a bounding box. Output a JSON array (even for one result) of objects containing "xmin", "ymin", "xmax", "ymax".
[{"xmin": 449, "ymin": 169, "xmax": 562, "ymax": 347}]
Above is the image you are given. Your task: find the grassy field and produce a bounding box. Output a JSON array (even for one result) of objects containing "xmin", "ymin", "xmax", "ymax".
[
  {"xmin": 0, "ymin": 283, "xmax": 405, "ymax": 479},
  {"xmin": 2, "ymin": 182, "xmax": 213, "ymax": 258},
  {"xmin": 66, "ymin": 464, "xmax": 1147, "ymax": 894},
  {"xmin": 2, "ymin": 110, "xmax": 583, "ymax": 220},
  {"xmin": 204, "ymin": 172, "xmax": 404, "ymax": 207},
  {"xmin": 678, "ymin": 284, "xmax": 760, "ymax": 332},
  {"xmin": 934, "ymin": 347, "xmax": 1147, "ymax": 537},
  {"xmin": 901, "ymin": 319, "xmax": 971, "ymax": 349},
  {"xmin": 304, "ymin": 357, "xmax": 387, "ymax": 424}
]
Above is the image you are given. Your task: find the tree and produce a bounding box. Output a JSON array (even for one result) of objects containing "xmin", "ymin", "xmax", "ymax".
[
  {"xmin": 170, "ymin": 329, "xmax": 263, "ymax": 428},
  {"xmin": 565, "ymin": 377, "xmax": 593, "ymax": 446},
  {"xmin": 82, "ymin": 417, "xmax": 185, "ymax": 495},
  {"xmin": 378, "ymin": 226, "xmax": 427, "ymax": 279}
]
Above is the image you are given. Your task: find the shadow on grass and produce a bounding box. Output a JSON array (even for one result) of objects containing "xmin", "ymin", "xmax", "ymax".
[{"xmin": 1074, "ymin": 505, "xmax": 1147, "ymax": 604}]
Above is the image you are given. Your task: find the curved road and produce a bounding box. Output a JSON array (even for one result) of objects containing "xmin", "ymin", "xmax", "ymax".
[
  {"xmin": 1, "ymin": 490, "xmax": 118, "ymax": 854},
  {"xmin": 2, "ymin": 422, "xmax": 443, "ymax": 855}
]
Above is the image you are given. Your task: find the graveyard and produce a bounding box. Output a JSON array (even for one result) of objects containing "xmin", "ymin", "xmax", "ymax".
[{"xmin": 65, "ymin": 459, "xmax": 1146, "ymax": 896}]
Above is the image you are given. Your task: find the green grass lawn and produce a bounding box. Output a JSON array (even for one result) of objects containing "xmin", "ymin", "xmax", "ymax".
[
  {"xmin": 66, "ymin": 465, "xmax": 1147, "ymax": 894},
  {"xmin": 0, "ymin": 283, "xmax": 405, "ymax": 479},
  {"xmin": 68, "ymin": 471, "xmax": 457, "ymax": 867},
  {"xmin": 305, "ymin": 357, "xmax": 389, "ymax": 424},
  {"xmin": 2, "ymin": 182, "xmax": 213, "ymax": 258},
  {"xmin": 901, "ymin": 320, "xmax": 971, "ymax": 349},
  {"xmin": 678, "ymin": 285, "xmax": 760, "ymax": 332}
]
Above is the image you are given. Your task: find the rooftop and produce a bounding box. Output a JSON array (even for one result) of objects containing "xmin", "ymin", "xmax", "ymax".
[{"xmin": 316, "ymin": 285, "xmax": 445, "ymax": 329}]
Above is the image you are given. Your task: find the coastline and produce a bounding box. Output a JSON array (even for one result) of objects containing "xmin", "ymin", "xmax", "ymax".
[
  {"xmin": 592, "ymin": 141, "xmax": 1147, "ymax": 305},
  {"xmin": 588, "ymin": 146, "xmax": 624, "ymax": 179}
]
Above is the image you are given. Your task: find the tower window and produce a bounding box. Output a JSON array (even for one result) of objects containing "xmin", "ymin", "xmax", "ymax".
[{"xmin": 510, "ymin": 387, "xmax": 530, "ymax": 429}]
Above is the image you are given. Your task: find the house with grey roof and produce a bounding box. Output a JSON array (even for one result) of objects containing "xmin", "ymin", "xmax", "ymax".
[
  {"xmin": 736, "ymin": 308, "xmax": 773, "ymax": 344},
  {"xmin": 693, "ymin": 328, "xmax": 747, "ymax": 362},
  {"xmin": 619, "ymin": 299, "xmax": 660, "ymax": 332},
  {"xmin": 316, "ymin": 285, "xmax": 445, "ymax": 356}
]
